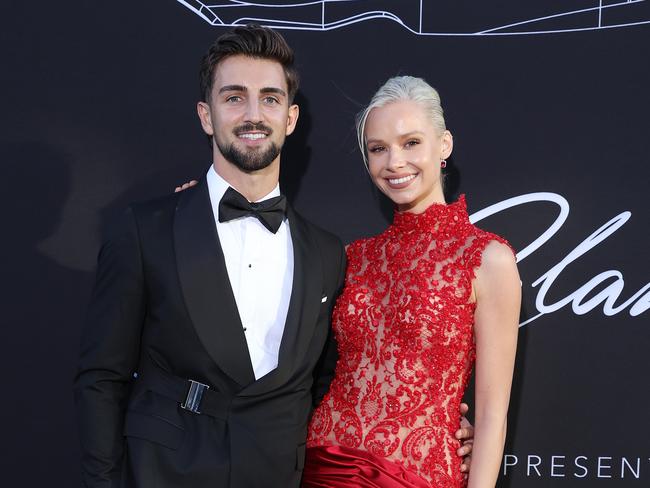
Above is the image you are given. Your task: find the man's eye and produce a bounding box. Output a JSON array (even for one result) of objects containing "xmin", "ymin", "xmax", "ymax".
[
  {"xmin": 263, "ymin": 96, "xmax": 279, "ymax": 104},
  {"xmin": 226, "ymin": 96, "xmax": 242, "ymax": 103}
]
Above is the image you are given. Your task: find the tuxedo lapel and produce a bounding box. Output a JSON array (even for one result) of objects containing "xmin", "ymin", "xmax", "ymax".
[
  {"xmin": 174, "ymin": 179, "xmax": 256, "ymax": 387},
  {"xmin": 242, "ymin": 206, "xmax": 322, "ymax": 395}
]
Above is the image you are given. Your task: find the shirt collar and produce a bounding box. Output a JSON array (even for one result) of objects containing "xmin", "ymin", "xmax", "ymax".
[{"xmin": 206, "ymin": 165, "xmax": 281, "ymax": 220}]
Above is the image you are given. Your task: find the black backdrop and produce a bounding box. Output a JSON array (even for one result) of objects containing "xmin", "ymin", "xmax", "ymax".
[{"xmin": 1, "ymin": 1, "xmax": 649, "ymax": 486}]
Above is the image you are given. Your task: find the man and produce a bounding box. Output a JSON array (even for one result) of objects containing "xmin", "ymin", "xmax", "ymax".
[{"xmin": 74, "ymin": 25, "xmax": 472, "ymax": 487}]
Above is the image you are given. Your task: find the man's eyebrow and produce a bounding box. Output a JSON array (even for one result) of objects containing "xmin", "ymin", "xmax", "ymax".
[
  {"xmin": 217, "ymin": 85, "xmax": 287, "ymax": 97},
  {"xmin": 218, "ymin": 84, "xmax": 247, "ymax": 94},
  {"xmin": 260, "ymin": 87, "xmax": 287, "ymax": 97}
]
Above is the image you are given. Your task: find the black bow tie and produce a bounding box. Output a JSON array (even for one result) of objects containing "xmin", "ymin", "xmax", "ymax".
[{"xmin": 218, "ymin": 186, "xmax": 287, "ymax": 234}]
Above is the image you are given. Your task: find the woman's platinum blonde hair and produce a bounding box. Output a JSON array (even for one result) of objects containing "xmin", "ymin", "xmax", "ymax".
[{"xmin": 356, "ymin": 76, "xmax": 446, "ymax": 168}]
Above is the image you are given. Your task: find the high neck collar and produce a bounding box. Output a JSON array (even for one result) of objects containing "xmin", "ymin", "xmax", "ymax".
[{"xmin": 391, "ymin": 194, "xmax": 469, "ymax": 234}]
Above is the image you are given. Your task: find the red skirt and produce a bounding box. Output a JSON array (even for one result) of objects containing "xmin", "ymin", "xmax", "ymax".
[{"xmin": 302, "ymin": 445, "xmax": 432, "ymax": 488}]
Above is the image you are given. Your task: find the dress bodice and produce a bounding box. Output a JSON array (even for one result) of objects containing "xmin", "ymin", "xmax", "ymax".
[{"xmin": 307, "ymin": 195, "xmax": 510, "ymax": 487}]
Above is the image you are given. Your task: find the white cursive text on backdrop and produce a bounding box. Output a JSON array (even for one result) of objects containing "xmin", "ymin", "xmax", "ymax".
[{"xmin": 470, "ymin": 192, "xmax": 649, "ymax": 327}]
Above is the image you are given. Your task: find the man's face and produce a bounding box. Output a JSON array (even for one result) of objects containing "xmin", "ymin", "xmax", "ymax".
[{"xmin": 198, "ymin": 55, "xmax": 299, "ymax": 173}]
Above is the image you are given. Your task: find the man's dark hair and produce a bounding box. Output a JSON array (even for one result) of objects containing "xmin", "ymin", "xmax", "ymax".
[{"xmin": 199, "ymin": 24, "xmax": 299, "ymax": 104}]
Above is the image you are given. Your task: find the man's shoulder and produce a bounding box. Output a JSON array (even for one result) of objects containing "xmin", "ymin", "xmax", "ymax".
[
  {"xmin": 129, "ymin": 190, "xmax": 182, "ymax": 218},
  {"xmin": 102, "ymin": 192, "xmax": 181, "ymax": 242}
]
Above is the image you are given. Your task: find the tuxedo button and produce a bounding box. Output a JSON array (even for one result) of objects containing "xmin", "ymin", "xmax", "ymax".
[{"xmin": 243, "ymin": 327, "xmax": 247, "ymax": 332}]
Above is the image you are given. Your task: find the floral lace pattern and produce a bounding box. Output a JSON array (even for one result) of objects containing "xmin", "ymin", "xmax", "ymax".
[{"xmin": 307, "ymin": 195, "xmax": 510, "ymax": 487}]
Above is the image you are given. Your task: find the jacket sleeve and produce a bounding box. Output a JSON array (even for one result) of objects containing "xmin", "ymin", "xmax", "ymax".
[
  {"xmin": 73, "ymin": 207, "xmax": 146, "ymax": 487},
  {"xmin": 312, "ymin": 239, "xmax": 346, "ymax": 408}
]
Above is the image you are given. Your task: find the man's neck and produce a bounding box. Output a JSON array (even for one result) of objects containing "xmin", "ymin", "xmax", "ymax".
[{"xmin": 212, "ymin": 158, "xmax": 280, "ymax": 202}]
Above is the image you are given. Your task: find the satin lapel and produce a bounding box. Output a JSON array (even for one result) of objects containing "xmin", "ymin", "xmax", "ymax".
[
  {"xmin": 174, "ymin": 179, "xmax": 255, "ymax": 387},
  {"xmin": 241, "ymin": 207, "xmax": 322, "ymax": 395}
]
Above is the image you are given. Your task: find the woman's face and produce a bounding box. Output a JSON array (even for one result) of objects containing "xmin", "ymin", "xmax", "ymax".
[{"xmin": 365, "ymin": 100, "xmax": 453, "ymax": 213}]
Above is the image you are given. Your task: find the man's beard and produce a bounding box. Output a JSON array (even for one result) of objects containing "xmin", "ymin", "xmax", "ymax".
[{"xmin": 215, "ymin": 123, "xmax": 282, "ymax": 173}]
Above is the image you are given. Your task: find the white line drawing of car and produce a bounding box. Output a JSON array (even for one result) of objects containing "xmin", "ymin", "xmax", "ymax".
[{"xmin": 177, "ymin": 0, "xmax": 650, "ymax": 36}]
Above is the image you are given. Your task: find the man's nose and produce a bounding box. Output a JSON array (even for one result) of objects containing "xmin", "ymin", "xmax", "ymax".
[{"xmin": 244, "ymin": 99, "xmax": 263, "ymax": 123}]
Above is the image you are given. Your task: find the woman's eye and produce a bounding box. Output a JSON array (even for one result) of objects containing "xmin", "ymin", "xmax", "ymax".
[
  {"xmin": 405, "ymin": 139, "xmax": 420, "ymax": 148},
  {"xmin": 368, "ymin": 146, "xmax": 385, "ymax": 153}
]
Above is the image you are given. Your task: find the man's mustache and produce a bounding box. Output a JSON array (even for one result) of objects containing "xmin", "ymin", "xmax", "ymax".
[{"xmin": 234, "ymin": 122, "xmax": 273, "ymax": 135}]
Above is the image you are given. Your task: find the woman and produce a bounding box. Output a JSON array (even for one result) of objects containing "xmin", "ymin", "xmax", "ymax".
[{"xmin": 301, "ymin": 76, "xmax": 520, "ymax": 488}]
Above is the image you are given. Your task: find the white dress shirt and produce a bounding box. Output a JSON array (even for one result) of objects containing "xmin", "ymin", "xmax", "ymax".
[{"xmin": 206, "ymin": 166, "xmax": 293, "ymax": 380}]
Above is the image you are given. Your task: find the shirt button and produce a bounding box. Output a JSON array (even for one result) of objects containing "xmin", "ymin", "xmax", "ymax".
[
  {"xmin": 243, "ymin": 327, "xmax": 247, "ymax": 332},
  {"xmin": 248, "ymin": 264, "xmax": 252, "ymax": 268}
]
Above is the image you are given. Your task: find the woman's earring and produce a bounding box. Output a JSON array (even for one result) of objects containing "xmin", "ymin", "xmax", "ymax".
[{"xmin": 440, "ymin": 159, "xmax": 447, "ymax": 168}]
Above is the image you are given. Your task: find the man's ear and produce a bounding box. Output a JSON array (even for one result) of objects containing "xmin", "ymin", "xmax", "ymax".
[
  {"xmin": 197, "ymin": 101, "xmax": 214, "ymax": 136},
  {"xmin": 285, "ymin": 104, "xmax": 300, "ymax": 136}
]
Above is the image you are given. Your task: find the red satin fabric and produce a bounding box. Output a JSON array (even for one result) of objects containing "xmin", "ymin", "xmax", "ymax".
[{"xmin": 302, "ymin": 445, "xmax": 432, "ymax": 488}]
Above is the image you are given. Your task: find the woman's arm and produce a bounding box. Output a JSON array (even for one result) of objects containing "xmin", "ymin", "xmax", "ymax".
[{"xmin": 467, "ymin": 240, "xmax": 521, "ymax": 488}]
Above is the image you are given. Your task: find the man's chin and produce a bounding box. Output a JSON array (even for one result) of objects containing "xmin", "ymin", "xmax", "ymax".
[
  {"xmin": 229, "ymin": 150, "xmax": 278, "ymax": 173},
  {"xmin": 216, "ymin": 138, "xmax": 281, "ymax": 173}
]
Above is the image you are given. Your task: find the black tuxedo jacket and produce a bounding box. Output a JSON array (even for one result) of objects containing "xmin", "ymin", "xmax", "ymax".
[{"xmin": 74, "ymin": 179, "xmax": 345, "ymax": 488}]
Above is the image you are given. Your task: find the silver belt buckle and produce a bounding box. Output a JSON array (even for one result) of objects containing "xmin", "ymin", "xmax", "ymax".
[{"xmin": 181, "ymin": 379, "xmax": 209, "ymax": 414}]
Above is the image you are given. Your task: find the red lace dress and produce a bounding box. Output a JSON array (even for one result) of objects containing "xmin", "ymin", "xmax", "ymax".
[{"xmin": 303, "ymin": 196, "xmax": 510, "ymax": 488}]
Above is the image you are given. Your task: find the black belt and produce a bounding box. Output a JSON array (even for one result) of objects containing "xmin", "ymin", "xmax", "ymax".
[{"xmin": 135, "ymin": 362, "xmax": 231, "ymax": 420}]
